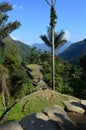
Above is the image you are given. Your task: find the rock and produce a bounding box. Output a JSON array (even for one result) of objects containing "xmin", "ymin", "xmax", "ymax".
[
  {"xmin": 20, "ymin": 113, "xmax": 56, "ymax": 130},
  {"xmin": 63, "ymin": 100, "xmax": 85, "ymax": 114},
  {"xmin": 80, "ymin": 100, "xmax": 86, "ymax": 110},
  {"xmin": 20, "ymin": 105, "xmax": 76, "ymax": 130},
  {"xmin": 37, "ymin": 80, "xmax": 47, "ymax": 88},
  {"xmin": 43, "ymin": 105, "xmax": 76, "ymax": 130},
  {"xmin": 0, "ymin": 121, "xmax": 23, "ymax": 130},
  {"xmin": 27, "ymin": 64, "xmax": 48, "ymax": 89}
]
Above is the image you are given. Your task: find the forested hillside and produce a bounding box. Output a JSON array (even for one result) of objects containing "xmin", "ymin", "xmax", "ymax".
[
  {"xmin": 31, "ymin": 39, "xmax": 86, "ymax": 65},
  {"xmin": 59, "ymin": 39, "xmax": 86, "ymax": 64},
  {"xmin": 3, "ymin": 36, "xmax": 31, "ymax": 60},
  {"xmin": 2, "ymin": 36, "xmax": 86, "ymax": 99}
]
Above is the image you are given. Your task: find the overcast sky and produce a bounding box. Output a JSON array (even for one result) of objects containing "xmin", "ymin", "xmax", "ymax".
[{"xmin": 5, "ymin": 0, "xmax": 86, "ymax": 45}]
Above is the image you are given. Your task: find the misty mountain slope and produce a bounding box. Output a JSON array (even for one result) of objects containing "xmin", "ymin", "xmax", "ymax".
[
  {"xmin": 31, "ymin": 43, "xmax": 51, "ymax": 52},
  {"xmin": 31, "ymin": 41, "xmax": 72, "ymax": 54}
]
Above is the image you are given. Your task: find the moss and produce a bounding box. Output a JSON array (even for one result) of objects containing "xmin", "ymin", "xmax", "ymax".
[{"xmin": 27, "ymin": 64, "xmax": 41, "ymax": 70}]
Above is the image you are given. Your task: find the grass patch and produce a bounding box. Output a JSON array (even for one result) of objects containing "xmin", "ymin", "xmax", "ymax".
[
  {"xmin": 0, "ymin": 95, "xmax": 5, "ymax": 117},
  {"xmin": 1, "ymin": 89, "xmax": 79, "ymax": 124}
]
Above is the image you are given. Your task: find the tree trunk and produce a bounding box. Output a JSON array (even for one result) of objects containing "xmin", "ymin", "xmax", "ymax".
[
  {"xmin": 51, "ymin": 26, "xmax": 55, "ymax": 90},
  {"xmin": 1, "ymin": 73, "xmax": 6, "ymax": 109},
  {"xmin": 2, "ymin": 93, "xmax": 6, "ymax": 109}
]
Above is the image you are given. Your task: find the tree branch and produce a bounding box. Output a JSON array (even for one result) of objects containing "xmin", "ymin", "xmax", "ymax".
[{"xmin": 46, "ymin": 0, "xmax": 51, "ymax": 6}]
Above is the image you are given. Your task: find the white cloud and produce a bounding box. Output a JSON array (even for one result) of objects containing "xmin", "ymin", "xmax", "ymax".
[
  {"xmin": 10, "ymin": 35, "xmax": 19, "ymax": 41},
  {"xmin": 13, "ymin": 5, "xmax": 24, "ymax": 10},
  {"xmin": 63, "ymin": 30, "xmax": 70, "ymax": 40}
]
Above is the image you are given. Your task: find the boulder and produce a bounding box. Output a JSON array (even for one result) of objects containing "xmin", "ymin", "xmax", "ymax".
[
  {"xmin": 20, "ymin": 113, "xmax": 56, "ymax": 130},
  {"xmin": 80, "ymin": 100, "xmax": 86, "ymax": 110},
  {"xmin": 63, "ymin": 100, "xmax": 85, "ymax": 114},
  {"xmin": 20, "ymin": 105, "xmax": 76, "ymax": 130},
  {"xmin": 0, "ymin": 121, "xmax": 23, "ymax": 130},
  {"xmin": 43, "ymin": 105, "xmax": 76, "ymax": 130}
]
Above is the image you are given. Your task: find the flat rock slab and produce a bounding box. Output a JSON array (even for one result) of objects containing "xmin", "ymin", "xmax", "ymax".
[
  {"xmin": 43, "ymin": 105, "xmax": 76, "ymax": 130},
  {"xmin": 20, "ymin": 113, "xmax": 57, "ymax": 130},
  {"xmin": 63, "ymin": 100, "xmax": 85, "ymax": 114},
  {"xmin": 20, "ymin": 105, "xmax": 76, "ymax": 130},
  {"xmin": 0, "ymin": 121, "xmax": 23, "ymax": 130}
]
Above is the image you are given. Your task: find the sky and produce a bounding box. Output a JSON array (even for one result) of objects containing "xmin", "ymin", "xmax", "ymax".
[{"xmin": 3, "ymin": 0, "xmax": 86, "ymax": 45}]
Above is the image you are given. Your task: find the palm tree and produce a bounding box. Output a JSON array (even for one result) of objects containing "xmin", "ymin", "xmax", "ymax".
[
  {"xmin": 40, "ymin": 27, "xmax": 66, "ymax": 49},
  {"xmin": 40, "ymin": 0, "xmax": 67, "ymax": 90},
  {"xmin": 0, "ymin": 2, "xmax": 21, "ymax": 40},
  {"xmin": 40, "ymin": 27, "xmax": 67, "ymax": 90},
  {"xmin": 0, "ymin": 2, "xmax": 21, "ymax": 108}
]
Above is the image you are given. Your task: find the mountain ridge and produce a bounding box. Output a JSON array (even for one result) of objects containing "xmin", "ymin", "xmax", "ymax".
[
  {"xmin": 3, "ymin": 37, "xmax": 86, "ymax": 65},
  {"xmin": 59, "ymin": 39, "xmax": 86, "ymax": 64},
  {"xmin": 31, "ymin": 41, "xmax": 72, "ymax": 54}
]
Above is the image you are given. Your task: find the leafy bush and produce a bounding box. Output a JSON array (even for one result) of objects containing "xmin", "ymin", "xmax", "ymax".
[{"xmin": 16, "ymin": 83, "xmax": 34, "ymax": 98}]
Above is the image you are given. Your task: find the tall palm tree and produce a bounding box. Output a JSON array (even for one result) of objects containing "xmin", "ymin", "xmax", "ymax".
[
  {"xmin": 40, "ymin": 27, "xmax": 67, "ymax": 90},
  {"xmin": 0, "ymin": 2, "xmax": 21, "ymax": 108},
  {"xmin": 0, "ymin": 2, "xmax": 21, "ymax": 40},
  {"xmin": 40, "ymin": 0, "xmax": 67, "ymax": 90}
]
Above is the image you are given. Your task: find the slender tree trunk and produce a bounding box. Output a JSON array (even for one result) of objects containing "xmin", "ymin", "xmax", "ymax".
[
  {"xmin": 2, "ymin": 93, "xmax": 6, "ymax": 109},
  {"xmin": 51, "ymin": 26, "xmax": 55, "ymax": 90},
  {"xmin": 46, "ymin": 0, "xmax": 56, "ymax": 90},
  {"xmin": 51, "ymin": 0, "xmax": 55, "ymax": 90},
  {"xmin": 1, "ymin": 73, "xmax": 6, "ymax": 109}
]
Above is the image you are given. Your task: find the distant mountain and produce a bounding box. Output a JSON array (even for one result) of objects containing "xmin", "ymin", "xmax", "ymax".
[
  {"xmin": 31, "ymin": 41, "xmax": 72, "ymax": 54},
  {"xmin": 55, "ymin": 41, "xmax": 72, "ymax": 54},
  {"xmin": 59, "ymin": 39, "xmax": 86, "ymax": 64},
  {"xmin": 3, "ymin": 37, "xmax": 86, "ymax": 65},
  {"xmin": 31, "ymin": 43, "xmax": 50, "ymax": 52}
]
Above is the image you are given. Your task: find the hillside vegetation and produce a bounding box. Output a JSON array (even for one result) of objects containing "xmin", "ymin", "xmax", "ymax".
[
  {"xmin": 59, "ymin": 39, "xmax": 86, "ymax": 64},
  {"xmin": 0, "ymin": 36, "xmax": 86, "ymax": 125}
]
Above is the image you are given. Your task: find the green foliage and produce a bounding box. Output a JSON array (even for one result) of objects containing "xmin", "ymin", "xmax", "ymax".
[
  {"xmin": 26, "ymin": 47, "xmax": 41, "ymax": 64},
  {"xmin": 0, "ymin": 21, "xmax": 21, "ymax": 40},
  {"xmin": 9, "ymin": 66, "xmax": 30, "ymax": 98},
  {"xmin": 59, "ymin": 39, "xmax": 86, "ymax": 65},
  {"xmin": 4, "ymin": 43, "xmax": 22, "ymax": 71},
  {"xmin": 0, "ymin": 40, "xmax": 5, "ymax": 64},
  {"xmin": 50, "ymin": 6, "xmax": 57, "ymax": 27},
  {"xmin": 42, "ymin": 54, "xmax": 73, "ymax": 94},
  {"xmin": 0, "ymin": 2, "xmax": 21, "ymax": 40},
  {"xmin": 68, "ymin": 54, "xmax": 86, "ymax": 99},
  {"xmin": 40, "ymin": 27, "xmax": 66, "ymax": 49},
  {"xmin": 15, "ymin": 40, "xmax": 31, "ymax": 61},
  {"xmin": 0, "ymin": 2, "xmax": 12, "ymax": 12},
  {"xmin": 15, "ymin": 83, "xmax": 34, "ymax": 98},
  {"xmin": 79, "ymin": 54, "xmax": 86, "ymax": 70}
]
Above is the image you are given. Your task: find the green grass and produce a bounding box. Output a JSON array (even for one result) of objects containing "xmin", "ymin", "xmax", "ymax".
[
  {"xmin": 0, "ymin": 89, "xmax": 79, "ymax": 124},
  {"xmin": 0, "ymin": 95, "xmax": 5, "ymax": 117},
  {"xmin": 5, "ymin": 91, "xmax": 68, "ymax": 122}
]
